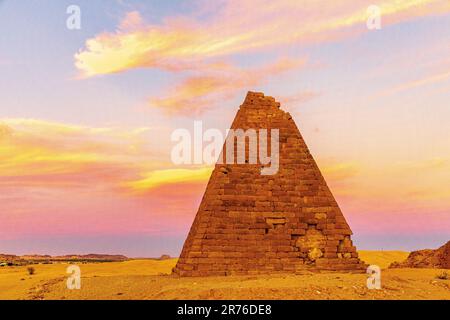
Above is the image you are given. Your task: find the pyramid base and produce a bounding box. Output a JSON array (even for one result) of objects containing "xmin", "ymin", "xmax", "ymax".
[{"xmin": 172, "ymin": 258, "xmax": 368, "ymax": 277}]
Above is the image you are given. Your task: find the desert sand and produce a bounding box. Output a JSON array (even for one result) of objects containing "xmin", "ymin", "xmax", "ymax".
[{"xmin": 0, "ymin": 251, "xmax": 448, "ymax": 300}]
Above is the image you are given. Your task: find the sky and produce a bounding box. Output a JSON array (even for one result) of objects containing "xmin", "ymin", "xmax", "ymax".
[{"xmin": 1, "ymin": 0, "xmax": 450, "ymax": 257}]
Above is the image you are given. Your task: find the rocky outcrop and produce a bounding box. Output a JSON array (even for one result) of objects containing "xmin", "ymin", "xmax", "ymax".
[{"xmin": 390, "ymin": 241, "xmax": 450, "ymax": 269}]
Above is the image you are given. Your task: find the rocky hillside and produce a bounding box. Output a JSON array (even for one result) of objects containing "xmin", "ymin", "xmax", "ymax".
[
  {"xmin": 0, "ymin": 254, "xmax": 128, "ymax": 265},
  {"xmin": 390, "ymin": 241, "xmax": 450, "ymax": 269}
]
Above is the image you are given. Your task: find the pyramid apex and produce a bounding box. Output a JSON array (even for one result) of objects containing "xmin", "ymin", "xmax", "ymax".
[
  {"xmin": 246, "ymin": 91, "xmax": 265, "ymax": 98},
  {"xmin": 242, "ymin": 91, "xmax": 281, "ymax": 109}
]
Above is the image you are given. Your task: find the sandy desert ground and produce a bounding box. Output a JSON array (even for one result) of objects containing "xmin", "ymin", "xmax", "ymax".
[{"xmin": 0, "ymin": 251, "xmax": 449, "ymax": 300}]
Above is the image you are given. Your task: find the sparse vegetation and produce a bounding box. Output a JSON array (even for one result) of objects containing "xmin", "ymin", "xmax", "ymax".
[
  {"xmin": 0, "ymin": 256, "xmax": 449, "ymax": 300},
  {"xmin": 27, "ymin": 267, "xmax": 35, "ymax": 275},
  {"xmin": 436, "ymin": 271, "xmax": 448, "ymax": 280}
]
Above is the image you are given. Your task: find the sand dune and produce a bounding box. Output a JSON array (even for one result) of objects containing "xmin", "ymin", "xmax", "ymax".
[
  {"xmin": 0, "ymin": 251, "xmax": 448, "ymax": 300},
  {"xmin": 358, "ymin": 251, "xmax": 410, "ymax": 269}
]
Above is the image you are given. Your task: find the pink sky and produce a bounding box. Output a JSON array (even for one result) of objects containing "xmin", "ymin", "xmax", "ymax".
[{"xmin": 0, "ymin": 0, "xmax": 449, "ymax": 256}]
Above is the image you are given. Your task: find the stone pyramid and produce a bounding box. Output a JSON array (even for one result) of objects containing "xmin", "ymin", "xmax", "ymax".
[{"xmin": 173, "ymin": 92, "xmax": 367, "ymax": 276}]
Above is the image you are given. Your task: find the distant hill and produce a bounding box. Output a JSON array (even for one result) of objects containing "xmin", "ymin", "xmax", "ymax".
[
  {"xmin": 52, "ymin": 254, "xmax": 128, "ymax": 261},
  {"xmin": 0, "ymin": 254, "xmax": 18, "ymax": 261},
  {"xmin": 358, "ymin": 250, "xmax": 409, "ymax": 269},
  {"xmin": 0, "ymin": 253, "xmax": 128, "ymax": 265}
]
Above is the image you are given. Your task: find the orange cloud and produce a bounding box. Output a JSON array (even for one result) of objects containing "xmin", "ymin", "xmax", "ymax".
[
  {"xmin": 75, "ymin": 0, "xmax": 450, "ymax": 77},
  {"xmin": 0, "ymin": 119, "xmax": 156, "ymax": 188},
  {"xmin": 0, "ymin": 119, "xmax": 211, "ymax": 239},
  {"xmin": 0, "ymin": 119, "xmax": 214, "ymax": 194},
  {"xmin": 73, "ymin": 0, "xmax": 450, "ymax": 115},
  {"xmin": 314, "ymin": 156, "xmax": 450, "ymax": 213},
  {"xmin": 124, "ymin": 167, "xmax": 213, "ymax": 193},
  {"xmin": 378, "ymin": 70, "xmax": 450, "ymax": 97},
  {"xmin": 278, "ymin": 91, "xmax": 320, "ymax": 110},
  {"xmin": 150, "ymin": 58, "xmax": 306, "ymax": 114},
  {"xmin": 321, "ymin": 161, "xmax": 360, "ymax": 181}
]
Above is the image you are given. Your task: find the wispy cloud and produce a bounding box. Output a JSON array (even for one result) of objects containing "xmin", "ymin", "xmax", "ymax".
[
  {"xmin": 124, "ymin": 167, "xmax": 213, "ymax": 192},
  {"xmin": 0, "ymin": 119, "xmax": 209, "ymax": 238},
  {"xmin": 149, "ymin": 58, "xmax": 306, "ymax": 114},
  {"xmin": 0, "ymin": 119, "xmax": 213, "ymax": 195},
  {"xmin": 75, "ymin": 0, "xmax": 449, "ymax": 77},
  {"xmin": 378, "ymin": 70, "xmax": 450, "ymax": 97},
  {"xmin": 278, "ymin": 91, "xmax": 320, "ymax": 110},
  {"xmin": 73, "ymin": 0, "xmax": 450, "ymax": 114},
  {"xmin": 0, "ymin": 119, "xmax": 152, "ymax": 181}
]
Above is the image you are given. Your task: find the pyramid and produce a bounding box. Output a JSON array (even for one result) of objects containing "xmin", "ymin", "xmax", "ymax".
[{"xmin": 173, "ymin": 92, "xmax": 367, "ymax": 276}]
